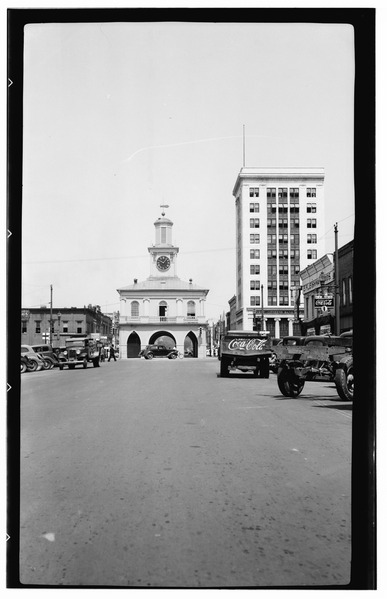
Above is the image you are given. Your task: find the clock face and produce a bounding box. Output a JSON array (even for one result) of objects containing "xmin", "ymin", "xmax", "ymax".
[{"xmin": 156, "ymin": 255, "xmax": 171, "ymax": 271}]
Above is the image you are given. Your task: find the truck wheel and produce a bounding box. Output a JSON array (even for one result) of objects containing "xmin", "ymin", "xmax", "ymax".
[
  {"xmin": 259, "ymin": 358, "xmax": 270, "ymax": 379},
  {"xmin": 334, "ymin": 357, "xmax": 354, "ymax": 401},
  {"xmin": 277, "ymin": 366, "xmax": 305, "ymax": 397},
  {"xmin": 220, "ymin": 358, "xmax": 229, "ymax": 377}
]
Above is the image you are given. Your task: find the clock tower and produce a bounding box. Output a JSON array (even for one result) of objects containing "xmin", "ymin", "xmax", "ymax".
[{"xmin": 148, "ymin": 206, "xmax": 179, "ymax": 278}]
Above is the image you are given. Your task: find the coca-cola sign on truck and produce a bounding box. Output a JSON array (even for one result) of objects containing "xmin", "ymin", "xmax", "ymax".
[{"xmin": 227, "ymin": 338, "xmax": 268, "ymax": 352}]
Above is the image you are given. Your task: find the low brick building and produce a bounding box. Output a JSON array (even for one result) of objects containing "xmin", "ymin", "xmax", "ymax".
[{"xmin": 21, "ymin": 305, "xmax": 113, "ymax": 347}]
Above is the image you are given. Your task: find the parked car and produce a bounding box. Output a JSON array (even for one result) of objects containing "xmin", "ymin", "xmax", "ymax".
[
  {"xmin": 31, "ymin": 344, "xmax": 59, "ymax": 369},
  {"xmin": 20, "ymin": 345, "xmax": 45, "ymax": 372},
  {"xmin": 139, "ymin": 344, "xmax": 180, "ymax": 360}
]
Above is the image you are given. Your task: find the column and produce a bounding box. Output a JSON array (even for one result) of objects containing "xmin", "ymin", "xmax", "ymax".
[
  {"xmin": 143, "ymin": 298, "xmax": 150, "ymax": 317},
  {"xmin": 288, "ymin": 317, "xmax": 294, "ymax": 336},
  {"xmin": 274, "ymin": 317, "xmax": 281, "ymax": 338}
]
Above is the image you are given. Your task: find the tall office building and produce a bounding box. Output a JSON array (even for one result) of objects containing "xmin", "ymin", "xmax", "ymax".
[{"xmin": 232, "ymin": 167, "xmax": 325, "ymax": 336}]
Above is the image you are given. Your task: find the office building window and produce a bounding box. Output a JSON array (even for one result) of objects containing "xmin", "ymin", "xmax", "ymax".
[
  {"xmin": 278, "ymin": 218, "xmax": 288, "ymax": 228},
  {"xmin": 307, "ymin": 203, "xmax": 317, "ymax": 213},
  {"xmin": 290, "ymin": 249, "xmax": 300, "ymax": 259},
  {"xmin": 268, "ymin": 265, "xmax": 276, "ymax": 276},
  {"xmin": 307, "ymin": 250, "xmax": 318, "ymax": 259},
  {"xmin": 278, "ymin": 203, "xmax": 288, "ymax": 213},
  {"xmin": 22, "ymin": 321, "xmax": 27, "ymax": 333},
  {"xmin": 289, "ymin": 205, "xmax": 299, "ymax": 213},
  {"xmin": 307, "ymin": 188, "xmax": 316, "ymax": 197},
  {"xmin": 249, "ymin": 202, "xmax": 259, "ymax": 212},
  {"xmin": 267, "ymin": 188, "xmax": 276, "ymax": 199},
  {"xmin": 249, "ymin": 187, "xmax": 259, "ymax": 197},
  {"xmin": 267, "ymin": 281, "xmax": 277, "ymax": 290},
  {"xmin": 279, "ymin": 295, "xmax": 289, "ymax": 305},
  {"xmin": 250, "ymin": 249, "xmax": 260, "ymax": 259},
  {"xmin": 63, "ymin": 322, "xmax": 68, "ymax": 333},
  {"xmin": 250, "ymin": 265, "xmax": 260, "ymax": 275},
  {"xmin": 267, "ymin": 249, "xmax": 277, "ymax": 259},
  {"xmin": 278, "ymin": 234, "xmax": 288, "ymax": 244},
  {"xmin": 290, "ymin": 188, "xmax": 299, "ymax": 199},
  {"xmin": 250, "ymin": 218, "xmax": 260, "ymax": 228},
  {"xmin": 290, "ymin": 218, "xmax": 300, "ymax": 228},
  {"xmin": 35, "ymin": 321, "xmax": 41, "ymax": 333},
  {"xmin": 291, "ymin": 265, "xmax": 300, "ymax": 275},
  {"xmin": 250, "ymin": 234, "xmax": 260, "ymax": 244},
  {"xmin": 307, "ymin": 234, "xmax": 317, "ymax": 244},
  {"xmin": 250, "ymin": 296, "xmax": 261, "ymax": 306},
  {"xmin": 279, "ymin": 265, "xmax": 288, "ymax": 275},
  {"xmin": 278, "ymin": 188, "xmax": 288, "ymax": 199},
  {"xmin": 267, "ymin": 296, "xmax": 277, "ymax": 306},
  {"xmin": 307, "ymin": 218, "xmax": 317, "ymax": 228},
  {"xmin": 250, "ymin": 280, "xmax": 261, "ymax": 290},
  {"xmin": 267, "ymin": 234, "xmax": 276, "ymax": 244},
  {"xmin": 278, "ymin": 249, "xmax": 288, "ymax": 259},
  {"xmin": 290, "ymin": 234, "xmax": 299, "ymax": 245},
  {"xmin": 267, "ymin": 218, "xmax": 276, "ymax": 227}
]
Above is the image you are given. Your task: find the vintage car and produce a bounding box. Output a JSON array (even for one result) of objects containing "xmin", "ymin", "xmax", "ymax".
[
  {"xmin": 21, "ymin": 345, "xmax": 46, "ymax": 372},
  {"xmin": 58, "ymin": 337, "xmax": 101, "ymax": 369},
  {"xmin": 139, "ymin": 344, "xmax": 180, "ymax": 360},
  {"xmin": 31, "ymin": 344, "xmax": 60, "ymax": 369}
]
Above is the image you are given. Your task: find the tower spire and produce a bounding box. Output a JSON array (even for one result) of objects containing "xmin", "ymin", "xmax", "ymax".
[{"xmin": 160, "ymin": 204, "xmax": 169, "ymax": 217}]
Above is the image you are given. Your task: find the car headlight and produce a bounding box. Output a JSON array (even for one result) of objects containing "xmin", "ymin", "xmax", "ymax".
[
  {"xmin": 63, "ymin": 350, "xmax": 67, "ymax": 355},
  {"xmin": 76, "ymin": 349, "xmax": 81, "ymax": 355}
]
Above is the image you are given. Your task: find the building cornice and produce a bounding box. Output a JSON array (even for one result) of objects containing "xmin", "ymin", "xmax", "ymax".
[{"xmin": 232, "ymin": 167, "xmax": 325, "ymax": 197}]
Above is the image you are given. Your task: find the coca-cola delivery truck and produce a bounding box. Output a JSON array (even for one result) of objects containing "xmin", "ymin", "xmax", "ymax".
[{"xmin": 218, "ymin": 330, "xmax": 272, "ymax": 378}]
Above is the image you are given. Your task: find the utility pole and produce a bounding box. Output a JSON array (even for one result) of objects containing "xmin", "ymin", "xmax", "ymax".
[
  {"xmin": 49, "ymin": 284, "xmax": 53, "ymax": 346},
  {"xmin": 334, "ymin": 223, "xmax": 340, "ymax": 335}
]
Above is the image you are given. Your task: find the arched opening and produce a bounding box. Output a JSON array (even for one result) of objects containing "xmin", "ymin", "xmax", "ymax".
[
  {"xmin": 127, "ymin": 331, "xmax": 141, "ymax": 358},
  {"xmin": 184, "ymin": 331, "xmax": 198, "ymax": 358},
  {"xmin": 149, "ymin": 330, "xmax": 176, "ymax": 348}
]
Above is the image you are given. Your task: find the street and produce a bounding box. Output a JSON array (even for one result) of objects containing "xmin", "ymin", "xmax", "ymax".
[{"xmin": 19, "ymin": 358, "xmax": 352, "ymax": 588}]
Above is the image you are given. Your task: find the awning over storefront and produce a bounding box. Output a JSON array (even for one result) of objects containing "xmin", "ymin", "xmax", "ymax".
[{"xmin": 300, "ymin": 313, "xmax": 334, "ymax": 336}]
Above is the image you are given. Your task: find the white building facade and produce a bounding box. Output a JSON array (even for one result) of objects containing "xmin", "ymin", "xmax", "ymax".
[
  {"xmin": 232, "ymin": 167, "xmax": 325, "ymax": 336},
  {"xmin": 117, "ymin": 212, "xmax": 209, "ymax": 358}
]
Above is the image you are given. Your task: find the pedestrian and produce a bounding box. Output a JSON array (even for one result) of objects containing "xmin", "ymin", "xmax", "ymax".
[{"xmin": 108, "ymin": 344, "xmax": 117, "ymax": 362}]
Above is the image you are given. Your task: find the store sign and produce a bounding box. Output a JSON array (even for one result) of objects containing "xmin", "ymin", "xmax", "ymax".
[{"xmin": 314, "ymin": 295, "xmax": 334, "ymax": 308}]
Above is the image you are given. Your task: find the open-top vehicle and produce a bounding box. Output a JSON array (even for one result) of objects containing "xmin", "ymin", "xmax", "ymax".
[{"xmin": 275, "ymin": 334, "xmax": 353, "ymax": 400}]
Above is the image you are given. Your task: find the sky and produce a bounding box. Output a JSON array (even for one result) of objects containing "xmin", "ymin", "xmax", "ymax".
[{"xmin": 21, "ymin": 19, "xmax": 355, "ymax": 321}]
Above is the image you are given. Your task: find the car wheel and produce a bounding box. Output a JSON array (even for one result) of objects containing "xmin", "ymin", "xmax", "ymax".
[
  {"xmin": 42, "ymin": 358, "xmax": 51, "ymax": 370},
  {"xmin": 26, "ymin": 359, "xmax": 38, "ymax": 372},
  {"xmin": 146, "ymin": 353, "xmax": 154, "ymax": 360},
  {"xmin": 334, "ymin": 357, "xmax": 354, "ymax": 401},
  {"xmin": 21, "ymin": 362, "xmax": 27, "ymax": 374},
  {"xmin": 169, "ymin": 353, "xmax": 177, "ymax": 359},
  {"xmin": 277, "ymin": 366, "xmax": 305, "ymax": 397}
]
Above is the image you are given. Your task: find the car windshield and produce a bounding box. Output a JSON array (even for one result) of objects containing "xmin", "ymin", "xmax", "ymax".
[{"xmin": 66, "ymin": 341, "xmax": 85, "ymax": 348}]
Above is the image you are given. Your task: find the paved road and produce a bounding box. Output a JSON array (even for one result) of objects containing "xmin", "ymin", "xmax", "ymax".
[{"xmin": 19, "ymin": 358, "xmax": 352, "ymax": 588}]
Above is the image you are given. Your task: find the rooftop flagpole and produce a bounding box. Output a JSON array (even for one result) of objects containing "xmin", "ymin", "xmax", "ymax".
[{"xmin": 243, "ymin": 124, "xmax": 246, "ymax": 167}]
